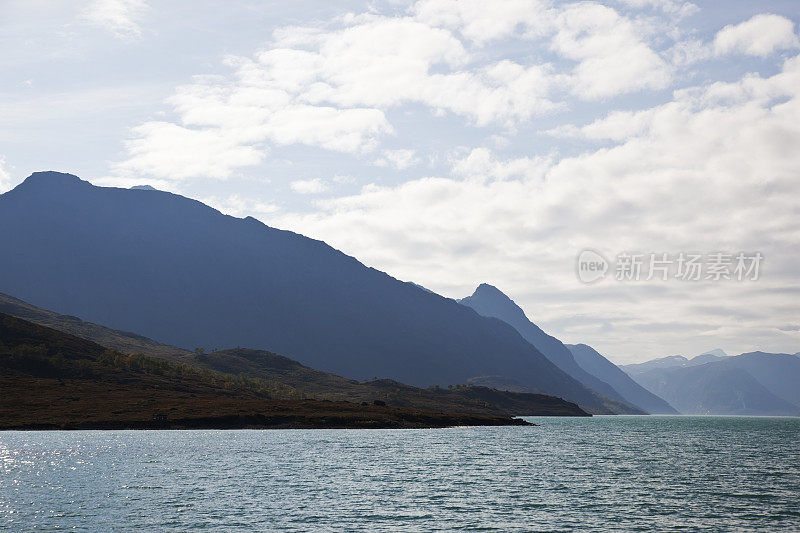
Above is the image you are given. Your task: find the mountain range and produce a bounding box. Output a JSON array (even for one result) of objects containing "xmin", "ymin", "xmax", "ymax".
[
  {"xmin": 0, "ymin": 172, "xmax": 623, "ymax": 413},
  {"xmin": 458, "ymin": 284, "xmax": 675, "ymax": 414},
  {"xmin": 622, "ymin": 351, "xmax": 800, "ymax": 415},
  {"xmin": 2, "ymin": 171, "xmax": 793, "ymax": 418}
]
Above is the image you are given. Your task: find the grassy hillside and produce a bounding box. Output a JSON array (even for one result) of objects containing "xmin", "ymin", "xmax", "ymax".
[
  {"xmin": 0, "ymin": 291, "xmax": 193, "ymax": 363},
  {"xmin": 0, "ymin": 314, "xmax": 536, "ymax": 429},
  {"xmin": 0, "ymin": 293, "xmax": 589, "ymax": 417},
  {"xmin": 0, "ymin": 313, "xmax": 588, "ymax": 429}
]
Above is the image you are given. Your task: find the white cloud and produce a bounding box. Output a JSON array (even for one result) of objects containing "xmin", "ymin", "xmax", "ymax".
[
  {"xmin": 115, "ymin": 122, "xmax": 265, "ymax": 180},
  {"xmin": 375, "ymin": 149, "xmax": 419, "ymax": 170},
  {"xmin": 0, "ymin": 156, "xmax": 14, "ymax": 193},
  {"xmin": 274, "ymin": 54, "xmax": 800, "ymax": 361},
  {"xmin": 419, "ymin": 0, "xmax": 673, "ymax": 99},
  {"xmin": 714, "ymin": 14, "xmax": 799, "ymax": 58},
  {"xmin": 113, "ymin": 1, "xmax": 682, "ymax": 182},
  {"xmin": 83, "ymin": 0, "xmax": 148, "ymax": 40},
  {"xmin": 413, "ymin": 0, "xmax": 553, "ymax": 44},
  {"xmin": 451, "ymin": 147, "xmax": 550, "ymax": 181},
  {"xmin": 202, "ymin": 194, "xmax": 280, "ymax": 219},
  {"xmin": 616, "ymin": 0, "xmax": 698, "ymax": 18},
  {"xmin": 551, "ymin": 3, "xmax": 672, "ymax": 99},
  {"xmin": 291, "ymin": 178, "xmax": 329, "ymax": 194},
  {"xmin": 114, "ymin": 10, "xmax": 564, "ymax": 181}
]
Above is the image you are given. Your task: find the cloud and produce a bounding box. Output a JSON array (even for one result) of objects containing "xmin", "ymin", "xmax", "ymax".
[
  {"xmin": 114, "ymin": 121, "xmax": 265, "ymax": 180},
  {"xmin": 616, "ymin": 0, "xmax": 698, "ymax": 18},
  {"xmin": 413, "ymin": 0, "xmax": 553, "ymax": 44},
  {"xmin": 418, "ymin": 0, "xmax": 672, "ymax": 99},
  {"xmin": 113, "ymin": 1, "xmax": 682, "ymax": 182},
  {"xmin": 0, "ymin": 156, "xmax": 13, "ymax": 193},
  {"xmin": 202, "ymin": 194, "xmax": 280, "ymax": 218},
  {"xmin": 274, "ymin": 53, "xmax": 800, "ymax": 361},
  {"xmin": 375, "ymin": 149, "xmax": 419, "ymax": 170},
  {"xmin": 114, "ymin": 10, "xmax": 564, "ymax": 181},
  {"xmin": 551, "ymin": 3, "xmax": 672, "ymax": 99},
  {"xmin": 714, "ymin": 14, "xmax": 799, "ymax": 58},
  {"xmin": 83, "ymin": 0, "xmax": 148, "ymax": 40},
  {"xmin": 291, "ymin": 178, "xmax": 330, "ymax": 194}
]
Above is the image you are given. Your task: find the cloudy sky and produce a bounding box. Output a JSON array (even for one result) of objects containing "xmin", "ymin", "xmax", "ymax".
[{"xmin": 2, "ymin": 0, "xmax": 799, "ymax": 363}]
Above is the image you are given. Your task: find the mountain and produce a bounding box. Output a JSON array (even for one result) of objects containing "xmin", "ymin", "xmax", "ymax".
[
  {"xmin": 622, "ymin": 349, "xmax": 729, "ymax": 376},
  {"xmin": 458, "ymin": 284, "xmax": 643, "ymax": 413},
  {"xmin": 689, "ymin": 349, "xmax": 728, "ymax": 366},
  {"xmin": 0, "ymin": 171, "xmax": 608, "ymax": 411},
  {"xmin": 623, "ymin": 350, "xmax": 800, "ymax": 415},
  {"xmin": 621, "ymin": 355, "xmax": 689, "ymax": 376},
  {"xmin": 630, "ymin": 363, "xmax": 798, "ymax": 416},
  {"xmin": 717, "ymin": 352, "xmax": 800, "ymax": 407},
  {"xmin": 566, "ymin": 344, "xmax": 677, "ymax": 414}
]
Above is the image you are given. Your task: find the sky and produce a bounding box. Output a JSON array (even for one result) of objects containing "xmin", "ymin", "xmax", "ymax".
[{"xmin": 1, "ymin": 0, "xmax": 799, "ymax": 364}]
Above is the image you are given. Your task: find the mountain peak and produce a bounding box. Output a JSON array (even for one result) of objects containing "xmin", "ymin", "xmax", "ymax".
[
  {"xmin": 24, "ymin": 171, "xmax": 84, "ymax": 185},
  {"xmin": 472, "ymin": 283, "xmax": 511, "ymax": 300},
  {"xmin": 11, "ymin": 171, "xmax": 88, "ymax": 194}
]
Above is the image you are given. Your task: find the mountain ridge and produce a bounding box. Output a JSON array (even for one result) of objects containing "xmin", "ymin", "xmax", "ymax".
[{"xmin": 0, "ymin": 171, "xmax": 612, "ymax": 412}]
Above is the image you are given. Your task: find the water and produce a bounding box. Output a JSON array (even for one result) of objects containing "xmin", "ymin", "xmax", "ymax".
[{"xmin": 1, "ymin": 416, "xmax": 798, "ymax": 531}]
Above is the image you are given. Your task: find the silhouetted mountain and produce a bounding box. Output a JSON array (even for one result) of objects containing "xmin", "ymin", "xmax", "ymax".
[
  {"xmin": 0, "ymin": 172, "xmax": 607, "ymax": 411},
  {"xmin": 458, "ymin": 284, "xmax": 643, "ymax": 414},
  {"xmin": 630, "ymin": 363, "xmax": 798, "ymax": 416},
  {"xmin": 566, "ymin": 344, "xmax": 677, "ymax": 414}
]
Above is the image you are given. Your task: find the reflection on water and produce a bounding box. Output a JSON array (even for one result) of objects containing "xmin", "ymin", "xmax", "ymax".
[{"xmin": 1, "ymin": 416, "xmax": 799, "ymax": 531}]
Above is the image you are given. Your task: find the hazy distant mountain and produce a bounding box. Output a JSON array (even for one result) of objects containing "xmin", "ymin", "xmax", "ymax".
[
  {"xmin": 631, "ymin": 363, "xmax": 798, "ymax": 416},
  {"xmin": 624, "ymin": 350, "xmax": 800, "ymax": 415},
  {"xmin": 0, "ymin": 171, "xmax": 614, "ymax": 412},
  {"xmin": 621, "ymin": 355, "xmax": 689, "ymax": 376},
  {"xmin": 719, "ymin": 352, "xmax": 800, "ymax": 407},
  {"xmin": 458, "ymin": 284, "xmax": 643, "ymax": 413},
  {"xmin": 689, "ymin": 349, "xmax": 728, "ymax": 366},
  {"xmin": 567, "ymin": 344, "xmax": 677, "ymax": 414}
]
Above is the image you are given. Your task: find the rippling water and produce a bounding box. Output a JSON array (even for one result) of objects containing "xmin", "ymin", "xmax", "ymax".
[{"xmin": 1, "ymin": 416, "xmax": 799, "ymax": 531}]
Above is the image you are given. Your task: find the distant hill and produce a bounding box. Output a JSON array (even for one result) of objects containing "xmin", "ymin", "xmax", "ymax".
[
  {"xmin": 719, "ymin": 352, "xmax": 800, "ymax": 407},
  {"xmin": 0, "ymin": 313, "xmax": 567, "ymax": 429},
  {"xmin": 630, "ymin": 363, "xmax": 798, "ymax": 416},
  {"xmin": 691, "ymin": 349, "xmax": 728, "ymax": 365},
  {"xmin": 566, "ymin": 344, "xmax": 677, "ymax": 414},
  {"xmin": 459, "ymin": 284, "xmax": 643, "ymax": 414},
  {"xmin": 623, "ymin": 350, "xmax": 800, "ymax": 416},
  {"xmin": 621, "ymin": 355, "xmax": 689, "ymax": 376},
  {"xmin": 0, "ymin": 296, "xmax": 589, "ymax": 418},
  {"xmin": 0, "ymin": 171, "xmax": 612, "ymax": 413}
]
